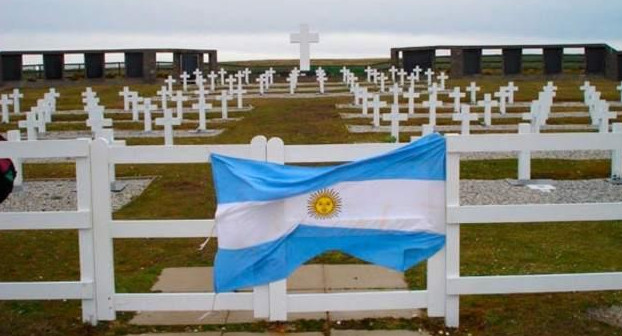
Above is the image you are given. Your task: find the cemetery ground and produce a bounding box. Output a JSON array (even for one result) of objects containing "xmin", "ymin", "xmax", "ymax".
[{"xmin": 1, "ymin": 76, "xmax": 622, "ymax": 336}]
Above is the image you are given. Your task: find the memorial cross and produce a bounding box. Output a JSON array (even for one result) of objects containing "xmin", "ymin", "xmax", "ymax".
[
  {"xmin": 506, "ymin": 81, "xmax": 519, "ymax": 104},
  {"xmin": 192, "ymin": 89, "xmax": 212, "ymax": 131},
  {"xmin": 452, "ymin": 104, "xmax": 478, "ymax": 135},
  {"xmin": 382, "ymin": 104, "xmax": 408, "ymax": 142},
  {"xmin": 425, "ymin": 68, "xmax": 434, "ymax": 87},
  {"xmin": 171, "ymin": 90, "xmax": 189, "ymax": 119},
  {"xmin": 180, "ymin": 71, "xmax": 190, "ymax": 92},
  {"xmin": 397, "ymin": 68, "xmax": 407, "ymax": 87},
  {"xmin": 371, "ymin": 94, "xmax": 387, "ymax": 128},
  {"xmin": 215, "ymin": 91, "xmax": 233, "ymax": 119},
  {"xmin": 9, "ymin": 89, "xmax": 23, "ymax": 115},
  {"xmin": 1, "ymin": 94, "xmax": 13, "ymax": 124},
  {"xmin": 448, "ymin": 87, "xmax": 465, "ymax": 113},
  {"xmin": 477, "ymin": 93, "xmax": 499, "ymax": 126},
  {"xmin": 207, "ymin": 71, "xmax": 218, "ymax": 91},
  {"xmin": 18, "ymin": 111, "xmax": 38, "ymax": 140},
  {"xmin": 466, "ymin": 82, "xmax": 480, "ymax": 105},
  {"xmin": 289, "ymin": 24, "xmax": 319, "ymax": 71},
  {"xmin": 389, "ymin": 83, "xmax": 403, "ymax": 105},
  {"xmin": 437, "ymin": 72, "xmax": 448, "ymax": 91},
  {"xmin": 403, "ymin": 86, "xmax": 420, "ymax": 115},
  {"xmin": 218, "ymin": 68, "xmax": 227, "ymax": 86},
  {"xmin": 119, "ymin": 86, "xmax": 133, "ymax": 111},
  {"xmin": 157, "ymin": 86, "xmax": 169, "ymax": 110},
  {"xmin": 155, "ymin": 108, "xmax": 181, "ymax": 146},
  {"xmin": 388, "ymin": 65, "xmax": 398, "ymax": 82},
  {"xmin": 242, "ymin": 68, "xmax": 252, "ymax": 85},
  {"xmin": 165, "ymin": 75, "xmax": 176, "ymax": 95}
]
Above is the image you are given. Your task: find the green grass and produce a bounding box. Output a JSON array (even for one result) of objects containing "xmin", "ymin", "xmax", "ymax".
[{"xmin": 1, "ymin": 77, "xmax": 622, "ymax": 335}]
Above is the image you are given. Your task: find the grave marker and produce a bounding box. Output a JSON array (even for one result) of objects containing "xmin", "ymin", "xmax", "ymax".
[
  {"xmin": 243, "ymin": 68, "xmax": 252, "ymax": 85},
  {"xmin": 466, "ymin": 82, "xmax": 480, "ymax": 105},
  {"xmin": 389, "ymin": 83, "xmax": 402, "ymax": 105},
  {"xmin": 403, "ymin": 86, "xmax": 420, "ymax": 115},
  {"xmin": 256, "ymin": 74, "xmax": 266, "ymax": 95},
  {"xmin": 165, "ymin": 75, "xmax": 176, "ymax": 95},
  {"xmin": 155, "ymin": 108, "xmax": 181, "ymax": 146},
  {"xmin": 316, "ymin": 71, "xmax": 327, "ymax": 94},
  {"xmin": 364, "ymin": 66, "xmax": 374, "ymax": 82},
  {"xmin": 171, "ymin": 90, "xmax": 189, "ymax": 119},
  {"xmin": 18, "ymin": 111, "xmax": 38, "ymax": 140},
  {"xmin": 290, "ymin": 24, "xmax": 319, "ymax": 71},
  {"xmin": 452, "ymin": 104, "xmax": 478, "ymax": 135},
  {"xmin": 371, "ymin": 94, "xmax": 387, "ymax": 128},
  {"xmin": 157, "ymin": 86, "xmax": 169, "ymax": 110},
  {"xmin": 86, "ymin": 105, "xmax": 112, "ymax": 134},
  {"xmin": 423, "ymin": 86, "xmax": 443, "ymax": 126},
  {"xmin": 494, "ymin": 88, "xmax": 508, "ymax": 115},
  {"xmin": 437, "ymin": 72, "xmax": 448, "ymax": 91},
  {"xmin": 379, "ymin": 72, "xmax": 388, "ymax": 92},
  {"xmin": 389, "ymin": 65, "xmax": 398, "ymax": 82},
  {"xmin": 397, "ymin": 68, "xmax": 407, "ymax": 87},
  {"xmin": 506, "ymin": 82, "xmax": 519, "ymax": 104},
  {"xmin": 360, "ymin": 88, "xmax": 370, "ymax": 115},
  {"xmin": 226, "ymin": 75, "xmax": 236, "ymax": 94},
  {"xmin": 9, "ymin": 89, "xmax": 23, "ymax": 115},
  {"xmin": 448, "ymin": 87, "xmax": 465, "ymax": 113},
  {"xmin": 0, "ymin": 94, "xmax": 13, "ymax": 124},
  {"xmin": 232, "ymin": 86, "xmax": 247, "ymax": 109},
  {"xmin": 180, "ymin": 71, "xmax": 190, "ymax": 92},
  {"xmin": 425, "ymin": 68, "xmax": 434, "ymax": 87},
  {"xmin": 218, "ymin": 68, "xmax": 227, "ymax": 86},
  {"xmin": 207, "ymin": 71, "xmax": 218, "ymax": 91},
  {"xmin": 382, "ymin": 104, "xmax": 407, "ymax": 142},
  {"xmin": 119, "ymin": 86, "xmax": 133, "ymax": 111},
  {"xmin": 130, "ymin": 93, "xmax": 143, "ymax": 122},
  {"xmin": 477, "ymin": 93, "xmax": 499, "ymax": 126},
  {"xmin": 141, "ymin": 98, "xmax": 156, "ymax": 132},
  {"xmin": 216, "ymin": 91, "xmax": 233, "ymax": 119},
  {"xmin": 192, "ymin": 89, "xmax": 213, "ymax": 132},
  {"xmin": 617, "ymin": 82, "xmax": 622, "ymax": 103},
  {"xmin": 413, "ymin": 66, "xmax": 422, "ymax": 82}
]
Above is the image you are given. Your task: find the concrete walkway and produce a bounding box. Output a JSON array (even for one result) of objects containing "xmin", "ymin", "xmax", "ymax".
[{"xmin": 130, "ymin": 265, "xmax": 421, "ymax": 326}]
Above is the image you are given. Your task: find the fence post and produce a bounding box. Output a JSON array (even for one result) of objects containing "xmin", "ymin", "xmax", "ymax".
[
  {"xmin": 613, "ymin": 123, "xmax": 622, "ymax": 179},
  {"xmin": 518, "ymin": 123, "xmax": 531, "ymax": 181},
  {"xmin": 7, "ymin": 130, "xmax": 23, "ymax": 188},
  {"xmin": 248, "ymin": 136, "xmax": 271, "ymax": 319},
  {"xmin": 265, "ymin": 137, "xmax": 288, "ymax": 321},
  {"xmin": 90, "ymin": 138, "xmax": 117, "ymax": 320},
  {"xmin": 445, "ymin": 134, "xmax": 461, "ymax": 328},
  {"xmin": 75, "ymin": 139, "xmax": 97, "ymax": 324}
]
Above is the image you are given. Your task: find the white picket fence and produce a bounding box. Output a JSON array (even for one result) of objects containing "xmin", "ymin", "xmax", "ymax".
[{"xmin": 1, "ymin": 131, "xmax": 622, "ymax": 327}]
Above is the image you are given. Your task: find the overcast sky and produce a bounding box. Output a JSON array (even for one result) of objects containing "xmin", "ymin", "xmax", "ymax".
[{"xmin": 2, "ymin": 0, "xmax": 622, "ymax": 62}]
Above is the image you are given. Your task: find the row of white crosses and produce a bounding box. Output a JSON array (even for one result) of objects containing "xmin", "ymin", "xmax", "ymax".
[
  {"xmin": 286, "ymin": 68, "xmax": 300, "ymax": 94},
  {"xmin": 581, "ymin": 81, "xmax": 617, "ymax": 133},
  {"xmin": 521, "ymin": 82, "xmax": 556, "ymax": 133},
  {"xmin": 255, "ymin": 68, "xmax": 276, "ymax": 95},
  {"xmin": 83, "ymin": 88, "xmax": 113, "ymax": 137},
  {"xmin": 0, "ymin": 89, "xmax": 24, "ymax": 124},
  {"xmin": 16, "ymin": 89, "xmax": 59, "ymax": 140}
]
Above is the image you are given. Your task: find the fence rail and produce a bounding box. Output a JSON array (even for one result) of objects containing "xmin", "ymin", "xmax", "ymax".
[{"xmin": 0, "ymin": 132, "xmax": 621, "ymax": 327}]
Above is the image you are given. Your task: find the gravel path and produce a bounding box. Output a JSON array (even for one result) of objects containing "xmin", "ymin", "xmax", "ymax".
[{"xmin": 0, "ymin": 178, "xmax": 153, "ymax": 212}]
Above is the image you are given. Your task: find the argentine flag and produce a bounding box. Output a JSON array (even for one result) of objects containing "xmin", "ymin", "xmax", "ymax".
[{"xmin": 211, "ymin": 134, "xmax": 446, "ymax": 292}]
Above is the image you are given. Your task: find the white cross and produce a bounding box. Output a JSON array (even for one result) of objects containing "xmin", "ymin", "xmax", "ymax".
[
  {"xmin": 544, "ymin": 81, "xmax": 557, "ymax": 93},
  {"xmin": 155, "ymin": 108, "xmax": 181, "ymax": 146},
  {"xmin": 423, "ymin": 91, "xmax": 443, "ymax": 126},
  {"xmin": 165, "ymin": 75, "xmax": 176, "ymax": 95},
  {"xmin": 193, "ymin": 68, "xmax": 202, "ymax": 78},
  {"xmin": 425, "ymin": 68, "xmax": 434, "ymax": 87},
  {"xmin": 157, "ymin": 86, "xmax": 169, "ymax": 110},
  {"xmin": 364, "ymin": 66, "xmax": 374, "ymax": 83},
  {"xmin": 389, "ymin": 83, "xmax": 402, "ymax": 105},
  {"xmin": 218, "ymin": 68, "xmax": 227, "ymax": 86},
  {"xmin": 267, "ymin": 67, "xmax": 276, "ymax": 86},
  {"xmin": 235, "ymin": 71, "xmax": 245, "ymax": 89},
  {"xmin": 86, "ymin": 105, "xmax": 112, "ymax": 134},
  {"xmin": 382, "ymin": 104, "xmax": 408, "ymax": 142},
  {"xmin": 216, "ymin": 91, "xmax": 233, "ymax": 119},
  {"xmin": 130, "ymin": 93, "xmax": 143, "ymax": 121},
  {"xmin": 448, "ymin": 87, "xmax": 466, "ymax": 113},
  {"xmin": 360, "ymin": 88, "xmax": 370, "ymax": 115},
  {"xmin": 242, "ymin": 68, "xmax": 252, "ymax": 85},
  {"xmin": 340, "ymin": 66, "xmax": 349, "ymax": 83},
  {"xmin": 378, "ymin": 72, "xmax": 388, "ymax": 93},
  {"xmin": 207, "ymin": 71, "xmax": 218, "ymax": 91},
  {"xmin": 195, "ymin": 75, "xmax": 206, "ymax": 91},
  {"xmin": 317, "ymin": 72, "xmax": 327, "ymax": 94},
  {"xmin": 407, "ymin": 72, "xmax": 417, "ymax": 90},
  {"xmin": 9, "ymin": 89, "xmax": 23, "ymax": 115},
  {"xmin": 372, "ymin": 69, "xmax": 379, "ymax": 84},
  {"xmin": 226, "ymin": 74, "xmax": 236, "ymax": 94},
  {"xmin": 452, "ymin": 104, "xmax": 478, "ymax": 135},
  {"xmin": 18, "ymin": 111, "xmax": 38, "ymax": 140},
  {"xmin": 180, "ymin": 71, "xmax": 190, "ymax": 92},
  {"xmin": 171, "ymin": 90, "xmax": 189, "ymax": 119},
  {"xmin": 231, "ymin": 86, "xmax": 247, "ymax": 109},
  {"xmin": 286, "ymin": 72, "xmax": 298, "ymax": 94},
  {"xmin": 371, "ymin": 94, "xmax": 387, "ymax": 128},
  {"xmin": 290, "ymin": 24, "xmax": 319, "ymax": 71},
  {"xmin": 494, "ymin": 88, "xmax": 509, "ymax": 115},
  {"xmin": 352, "ymin": 84, "xmax": 362, "ymax": 105},
  {"xmin": 506, "ymin": 82, "xmax": 519, "ymax": 104},
  {"xmin": 388, "ymin": 66, "xmax": 398, "ymax": 83},
  {"xmin": 348, "ymin": 74, "xmax": 358, "ymax": 91},
  {"xmin": 119, "ymin": 86, "xmax": 133, "ymax": 111},
  {"xmin": 579, "ymin": 81, "xmax": 592, "ymax": 104},
  {"xmin": 256, "ymin": 74, "xmax": 266, "ymax": 95},
  {"xmin": 594, "ymin": 100, "xmax": 616, "ymax": 133},
  {"xmin": 617, "ymin": 82, "xmax": 622, "ymax": 103},
  {"xmin": 478, "ymin": 93, "xmax": 499, "ymax": 126},
  {"xmin": 403, "ymin": 86, "xmax": 420, "ymax": 115},
  {"xmin": 466, "ymin": 82, "xmax": 480, "ymax": 105},
  {"xmin": 142, "ymin": 98, "xmax": 158, "ymax": 132},
  {"xmin": 46, "ymin": 88, "xmax": 60, "ymax": 114},
  {"xmin": 522, "ymin": 101, "xmax": 545, "ymax": 133},
  {"xmin": 192, "ymin": 89, "xmax": 213, "ymax": 132},
  {"xmin": 1, "ymin": 94, "xmax": 13, "ymax": 124},
  {"xmin": 37, "ymin": 99, "xmax": 51, "ymax": 125},
  {"xmin": 437, "ymin": 72, "xmax": 449, "ymax": 91},
  {"xmin": 413, "ymin": 66, "xmax": 422, "ymax": 82},
  {"xmin": 397, "ymin": 68, "xmax": 407, "ymax": 87}
]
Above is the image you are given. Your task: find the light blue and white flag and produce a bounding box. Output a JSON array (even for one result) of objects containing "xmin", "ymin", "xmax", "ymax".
[{"xmin": 211, "ymin": 133, "xmax": 446, "ymax": 292}]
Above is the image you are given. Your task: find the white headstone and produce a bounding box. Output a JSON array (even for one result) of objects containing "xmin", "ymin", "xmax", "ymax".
[
  {"xmin": 340, "ymin": 66, "xmax": 349, "ymax": 83},
  {"xmin": 316, "ymin": 71, "xmax": 327, "ymax": 94},
  {"xmin": 130, "ymin": 93, "xmax": 143, "ymax": 122},
  {"xmin": 267, "ymin": 67, "xmax": 276, "ymax": 86},
  {"xmin": 286, "ymin": 72, "xmax": 298, "ymax": 95},
  {"xmin": 192, "ymin": 89, "xmax": 213, "ymax": 132},
  {"xmin": 242, "ymin": 68, "xmax": 252, "ymax": 85},
  {"xmin": 388, "ymin": 66, "xmax": 398, "ymax": 82},
  {"xmin": 157, "ymin": 86, "xmax": 169, "ymax": 110},
  {"xmin": 155, "ymin": 108, "xmax": 181, "ymax": 146},
  {"xmin": 448, "ymin": 87, "xmax": 465, "ymax": 113},
  {"xmin": 193, "ymin": 68, "xmax": 203, "ymax": 78},
  {"xmin": 494, "ymin": 88, "xmax": 508, "ymax": 115},
  {"xmin": 466, "ymin": 82, "xmax": 480, "ymax": 105},
  {"xmin": 256, "ymin": 74, "xmax": 266, "ymax": 95},
  {"xmin": 86, "ymin": 105, "xmax": 112, "ymax": 135},
  {"xmin": 594, "ymin": 100, "xmax": 616, "ymax": 133},
  {"xmin": 382, "ymin": 104, "xmax": 408, "ymax": 142},
  {"xmin": 215, "ymin": 91, "xmax": 233, "ymax": 119},
  {"xmin": 452, "ymin": 104, "xmax": 478, "ymax": 135},
  {"xmin": 423, "ymin": 85, "xmax": 443, "ymax": 126},
  {"xmin": 413, "ymin": 66, "xmax": 422, "ymax": 82},
  {"xmin": 364, "ymin": 66, "xmax": 374, "ymax": 83},
  {"xmin": 290, "ymin": 24, "xmax": 319, "ymax": 71},
  {"xmin": 403, "ymin": 86, "xmax": 420, "ymax": 115},
  {"xmin": 225, "ymin": 74, "xmax": 236, "ymax": 94},
  {"xmin": 232, "ymin": 86, "xmax": 247, "ymax": 109},
  {"xmin": 477, "ymin": 93, "xmax": 499, "ymax": 126},
  {"xmin": 397, "ymin": 68, "xmax": 407, "ymax": 87}
]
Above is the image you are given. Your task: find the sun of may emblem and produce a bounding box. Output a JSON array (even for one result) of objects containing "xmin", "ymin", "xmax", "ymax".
[{"xmin": 307, "ymin": 188, "xmax": 342, "ymax": 219}]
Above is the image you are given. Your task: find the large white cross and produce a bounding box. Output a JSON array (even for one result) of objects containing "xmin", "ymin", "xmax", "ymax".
[
  {"xmin": 388, "ymin": 66, "xmax": 398, "ymax": 82},
  {"xmin": 382, "ymin": 104, "xmax": 408, "ymax": 142},
  {"xmin": 192, "ymin": 89, "xmax": 213, "ymax": 132},
  {"xmin": 290, "ymin": 24, "xmax": 319, "ymax": 71},
  {"xmin": 18, "ymin": 111, "xmax": 38, "ymax": 140},
  {"xmin": 9, "ymin": 89, "xmax": 23, "ymax": 115},
  {"xmin": 437, "ymin": 72, "xmax": 449, "ymax": 91},
  {"xmin": 157, "ymin": 86, "xmax": 169, "ymax": 110},
  {"xmin": 466, "ymin": 82, "xmax": 480, "ymax": 105},
  {"xmin": 155, "ymin": 108, "xmax": 181, "ymax": 146},
  {"xmin": 1, "ymin": 94, "xmax": 13, "ymax": 124},
  {"xmin": 141, "ymin": 98, "xmax": 157, "ymax": 132},
  {"xmin": 180, "ymin": 71, "xmax": 190, "ymax": 92},
  {"xmin": 448, "ymin": 87, "xmax": 465, "ymax": 113},
  {"xmin": 371, "ymin": 94, "xmax": 387, "ymax": 128},
  {"xmin": 119, "ymin": 86, "xmax": 133, "ymax": 111},
  {"xmin": 165, "ymin": 75, "xmax": 176, "ymax": 95},
  {"xmin": 242, "ymin": 68, "xmax": 252, "ymax": 85},
  {"xmin": 389, "ymin": 83, "xmax": 403, "ymax": 105},
  {"xmin": 452, "ymin": 104, "xmax": 478, "ymax": 135},
  {"xmin": 218, "ymin": 68, "xmax": 227, "ymax": 86},
  {"xmin": 477, "ymin": 93, "xmax": 499, "ymax": 126},
  {"xmin": 215, "ymin": 91, "xmax": 233, "ymax": 119},
  {"xmin": 171, "ymin": 90, "xmax": 189, "ymax": 119},
  {"xmin": 425, "ymin": 68, "xmax": 434, "ymax": 87},
  {"xmin": 506, "ymin": 82, "xmax": 519, "ymax": 104},
  {"xmin": 403, "ymin": 86, "xmax": 420, "ymax": 115},
  {"xmin": 207, "ymin": 71, "xmax": 218, "ymax": 91}
]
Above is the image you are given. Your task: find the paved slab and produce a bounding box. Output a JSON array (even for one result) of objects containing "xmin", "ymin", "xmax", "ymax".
[
  {"xmin": 324, "ymin": 265, "xmax": 406, "ymax": 290},
  {"xmin": 153, "ymin": 267, "xmax": 214, "ymax": 292},
  {"xmin": 332, "ymin": 330, "xmax": 430, "ymax": 336}
]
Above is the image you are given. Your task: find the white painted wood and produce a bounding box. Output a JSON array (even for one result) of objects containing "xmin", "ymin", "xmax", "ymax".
[
  {"xmin": 288, "ymin": 291, "xmax": 428, "ymax": 313},
  {"xmin": 447, "ymin": 273, "xmax": 622, "ymax": 295},
  {"xmin": 281, "ymin": 143, "xmax": 401, "ymax": 163},
  {"xmin": 109, "ymin": 144, "xmax": 254, "ymax": 164},
  {"xmin": 0, "ymin": 211, "xmax": 90, "ymax": 230},
  {"xmin": 446, "ymin": 133, "xmax": 622, "ymax": 153},
  {"xmin": 0, "ymin": 281, "xmax": 93, "ymax": 300},
  {"xmin": 444, "ymin": 141, "xmax": 461, "ymax": 328},
  {"xmin": 447, "ymin": 203, "xmax": 622, "ymax": 224},
  {"xmin": 111, "ymin": 220, "xmax": 216, "ymax": 238},
  {"xmin": 518, "ymin": 123, "xmax": 531, "ymax": 180},
  {"xmin": 90, "ymin": 138, "xmax": 116, "ymax": 320},
  {"xmin": 114, "ymin": 292, "xmax": 253, "ymax": 311},
  {"xmin": 76, "ymin": 157, "xmax": 97, "ymax": 324},
  {"xmin": 6, "ymin": 130, "xmax": 22, "ymax": 187},
  {"xmin": 0, "ymin": 139, "xmax": 89, "ymax": 158}
]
